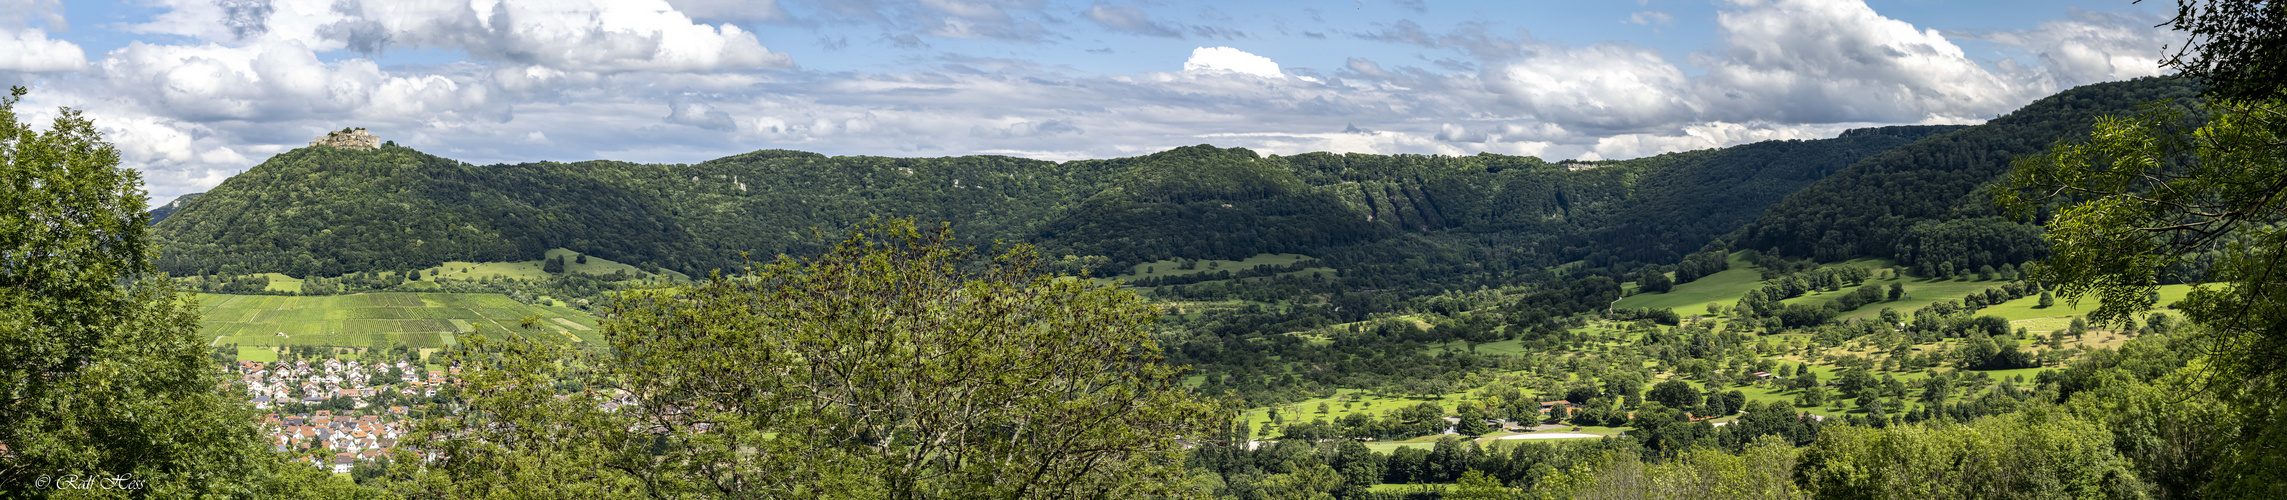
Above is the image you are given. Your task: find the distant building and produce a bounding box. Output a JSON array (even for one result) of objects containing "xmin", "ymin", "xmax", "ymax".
[{"xmin": 309, "ymin": 128, "xmax": 381, "ymax": 150}]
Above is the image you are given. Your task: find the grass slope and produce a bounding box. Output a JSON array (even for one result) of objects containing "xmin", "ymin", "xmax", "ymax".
[
  {"xmin": 195, "ymin": 292, "xmax": 602, "ymax": 349},
  {"xmin": 257, "ymin": 272, "xmax": 304, "ymax": 293},
  {"xmin": 418, "ymin": 248, "xmax": 687, "ymax": 283},
  {"xmin": 1978, "ymin": 284, "xmax": 2195, "ymax": 331},
  {"xmin": 1613, "ymin": 251, "xmax": 1762, "ymax": 312}
]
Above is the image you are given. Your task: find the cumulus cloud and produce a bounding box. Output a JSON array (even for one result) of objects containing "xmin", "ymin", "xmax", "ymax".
[
  {"xmin": 338, "ymin": 1, "xmax": 792, "ymax": 72},
  {"xmin": 1588, "ymin": 121, "xmax": 1861, "ymax": 159},
  {"xmin": 1183, "ymin": 46, "xmax": 1283, "ymax": 78},
  {"xmin": 15, "ymin": 0, "xmax": 2185, "ymax": 205},
  {"xmin": 665, "ymin": 0, "xmax": 791, "ymax": 23},
  {"xmin": 1695, "ymin": 0, "xmax": 2034, "ymax": 124},
  {"xmin": 1970, "ymin": 9, "xmax": 2169, "ymax": 88},
  {"xmin": 1469, "ymin": 0, "xmax": 2147, "ymax": 135},
  {"xmin": 0, "ymin": 27, "xmax": 85, "ymax": 72},
  {"xmin": 666, "ymin": 97, "xmax": 738, "ymax": 131},
  {"xmin": 95, "ymin": 40, "xmax": 492, "ymax": 122},
  {"xmin": 0, "ymin": 0, "xmax": 84, "ymax": 72},
  {"xmin": 1487, "ymin": 43, "xmax": 1695, "ymax": 132},
  {"xmin": 129, "ymin": 0, "xmax": 792, "ymax": 73}
]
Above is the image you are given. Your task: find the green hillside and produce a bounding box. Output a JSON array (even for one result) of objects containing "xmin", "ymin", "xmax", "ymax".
[
  {"xmin": 1611, "ymin": 252, "xmax": 1763, "ymax": 311},
  {"xmin": 153, "ymin": 128, "xmax": 1940, "ymax": 291},
  {"xmin": 1737, "ymin": 77, "xmax": 2202, "ymax": 269}
]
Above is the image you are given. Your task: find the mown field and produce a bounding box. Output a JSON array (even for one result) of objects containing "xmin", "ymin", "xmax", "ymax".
[{"xmin": 193, "ymin": 292, "xmax": 602, "ymax": 349}]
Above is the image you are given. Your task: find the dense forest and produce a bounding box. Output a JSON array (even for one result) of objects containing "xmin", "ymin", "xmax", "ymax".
[
  {"xmin": 1735, "ymin": 78, "xmax": 2203, "ymax": 266},
  {"xmin": 153, "ymin": 115, "xmax": 1982, "ymax": 290}
]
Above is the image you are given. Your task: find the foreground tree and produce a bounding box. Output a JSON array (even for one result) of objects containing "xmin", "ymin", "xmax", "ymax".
[
  {"xmin": 0, "ymin": 86, "xmax": 371, "ymax": 497},
  {"xmin": 1795, "ymin": 408, "xmax": 2139, "ymax": 498},
  {"xmin": 2000, "ymin": 1, "xmax": 2287, "ymax": 494},
  {"xmin": 404, "ymin": 218, "xmax": 1224, "ymax": 498}
]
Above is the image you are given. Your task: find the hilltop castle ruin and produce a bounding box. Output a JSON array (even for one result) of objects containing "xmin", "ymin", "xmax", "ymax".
[{"xmin": 310, "ymin": 128, "xmax": 381, "ymax": 150}]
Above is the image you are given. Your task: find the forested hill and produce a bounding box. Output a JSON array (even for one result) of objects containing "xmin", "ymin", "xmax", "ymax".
[
  {"xmin": 1734, "ymin": 77, "xmax": 2203, "ymax": 274},
  {"xmin": 157, "ymin": 92, "xmax": 2130, "ymax": 285}
]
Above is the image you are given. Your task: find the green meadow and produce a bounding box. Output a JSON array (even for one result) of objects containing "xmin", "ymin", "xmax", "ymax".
[
  {"xmin": 1608, "ymin": 251, "xmax": 2145, "ymax": 328},
  {"xmin": 193, "ymin": 292, "xmax": 602, "ymax": 350},
  {"xmin": 418, "ymin": 248, "xmax": 689, "ymax": 282},
  {"xmin": 1613, "ymin": 252, "xmax": 1763, "ymax": 312},
  {"xmin": 1977, "ymin": 283, "xmax": 2196, "ymax": 329}
]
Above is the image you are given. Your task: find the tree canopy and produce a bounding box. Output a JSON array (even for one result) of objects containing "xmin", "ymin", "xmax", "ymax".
[
  {"xmin": 0, "ymin": 86, "xmax": 364, "ymax": 497},
  {"xmin": 402, "ymin": 219, "xmax": 1225, "ymax": 498}
]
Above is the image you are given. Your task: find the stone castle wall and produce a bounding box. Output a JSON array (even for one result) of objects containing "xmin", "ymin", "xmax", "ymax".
[{"xmin": 310, "ymin": 129, "xmax": 381, "ymax": 150}]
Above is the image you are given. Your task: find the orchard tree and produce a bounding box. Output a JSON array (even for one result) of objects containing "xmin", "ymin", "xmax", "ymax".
[
  {"xmin": 1647, "ymin": 380, "xmax": 1701, "ymax": 409},
  {"xmin": 1637, "ymin": 266, "xmax": 1674, "ymax": 294}
]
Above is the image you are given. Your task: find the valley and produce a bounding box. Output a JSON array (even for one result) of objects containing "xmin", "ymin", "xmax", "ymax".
[
  {"xmin": 56, "ymin": 75, "xmax": 2265, "ymax": 497},
  {"xmin": 15, "ymin": 1, "xmax": 2287, "ymax": 497}
]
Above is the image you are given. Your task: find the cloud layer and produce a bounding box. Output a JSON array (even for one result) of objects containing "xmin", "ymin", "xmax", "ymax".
[{"xmin": 0, "ymin": 0, "xmax": 2173, "ymax": 202}]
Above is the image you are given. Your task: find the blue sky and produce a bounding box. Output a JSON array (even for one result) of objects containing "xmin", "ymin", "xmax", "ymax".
[{"xmin": 0, "ymin": 0, "xmax": 2179, "ymax": 202}]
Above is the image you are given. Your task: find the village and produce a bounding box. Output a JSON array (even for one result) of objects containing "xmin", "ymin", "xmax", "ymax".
[{"xmin": 229, "ymin": 355, "xmax": 451, "ymax": 474}]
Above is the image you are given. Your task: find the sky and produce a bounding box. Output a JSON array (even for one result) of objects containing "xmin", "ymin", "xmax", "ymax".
[{"xmin": 0, "ymin": 0, "xmax": 2183, "ymax": 203}]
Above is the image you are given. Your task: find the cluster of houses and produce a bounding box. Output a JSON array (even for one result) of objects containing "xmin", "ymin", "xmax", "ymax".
[
  {"xmin": 264, "ymin": 410, "xmax": 408, "ymax": 473},
  {"xmin": 234, "ymin": 358, "xmax": 454, "ymax": 409},
  {"xmin": 230, "ymin": 357, "xmax": 461, "ymax": 474}
]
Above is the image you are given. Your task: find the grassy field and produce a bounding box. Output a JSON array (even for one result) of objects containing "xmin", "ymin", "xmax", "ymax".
[
  {"xmin": 418, "ymin": 248, "xmax": 687, "ymax": 283},
  {"xmin": 1977, "ymin": 284, "xmax": 2196, "ymax": 329},
  {"xmin": 194, "ymin": 292, "xmax": 602, "ymax": 351},
  {"xmin": 235, "ymin": 345, "xmax": 280, "ymax": 362},
  {"xmin": 1606, "ymin": 253, "xmax": 2106, "ymax": 327},
  {"xmin": 256, "ymin": 273, "xmax": 305, "ymax": 293},
  {"xmin": 1613, "ymin": 252, "xmax": 1763, "ymax": 312},
  {"xmin": 1777, "ymin": 275, "xmax": 2002, "ymax": 321}
]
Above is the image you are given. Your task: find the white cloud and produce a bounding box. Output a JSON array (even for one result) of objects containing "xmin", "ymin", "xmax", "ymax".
[
  {"xmin": 1183, "ymin": 46, "xmax": 1283, "ymax": 78},
  {"xmin": 1589, "ymin": 121, "xmax": 1860, "ymax": 159},
  {"xmin": 1696, "ymin": 0, "xmax": 2035, "ymax": 124},
  {"xmin": 0, "ymin": 28, "xmax": 85, "ymax": 72},
  {"xmin": 15, "ymin": 0, "xmax": 2184, "ymax": 206},
  {"xmin": 1199, "ymin": 130, "xmax": 1473, "ymax": 157},
  {"xmin": 94, "ymin": 40, "xmax": 490, "ymax": 122},
  {"xmin": 665, "ymin": 0, "xmax": 790, "ymax": 23},
  {"xmin": 353, "ymin": 1, "xmax": 792, "ymax": 72},
  {"xmin": 1086, "ymin": 3, "xmax": 1170, "ymax": 37},
  {"xmin": 1487, "ymin": 43, "xmax": 1695, "ymax": 132},
  {"xmin": 129, "ymin": 0, "xmax": 792, "ymax": 73},
  {"xmin": 1973, "ymin": 9, "xmax": 2169, "ymax": 88},
  {"xmin": 1626, "ymin": 11, "xmax": 1674, "ymax": 26}
]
